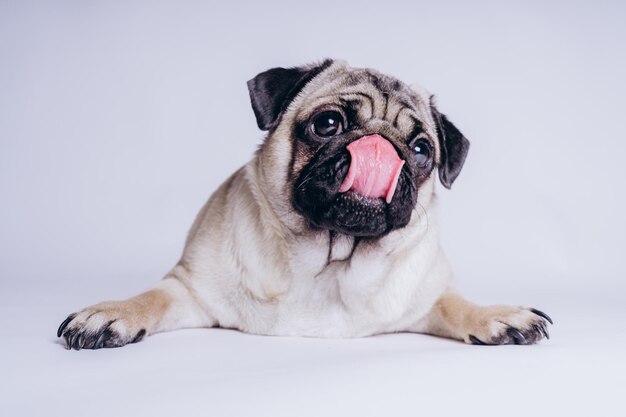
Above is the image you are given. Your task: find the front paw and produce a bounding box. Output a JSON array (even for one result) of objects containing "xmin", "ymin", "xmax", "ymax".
[
  {"xmin": 57, "ymin": 302, "xmax": 147, "ymax": 350},
  {"xmin": 465, "ymin": 307, "xmax": 552, "ymax": 346}
]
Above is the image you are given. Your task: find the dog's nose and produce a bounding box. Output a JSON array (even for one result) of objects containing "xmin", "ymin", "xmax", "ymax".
[{"xmin": 339, "ymin": 134, "xmax": 405, "ymax": 203}]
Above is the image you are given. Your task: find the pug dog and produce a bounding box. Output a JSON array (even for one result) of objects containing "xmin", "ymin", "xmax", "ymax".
[{"xmin": 57, "ymin": 59, "xmax": 552, "ymax": 350}]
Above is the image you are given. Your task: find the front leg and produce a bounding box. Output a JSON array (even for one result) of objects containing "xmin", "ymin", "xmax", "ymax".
[
  {"xmin": 415, "ymin": 290, "xmax": 553, "ymax": 345},
  {"xmin": 57, "ymin": 267, "xmax": 213, "ymax": 350}
]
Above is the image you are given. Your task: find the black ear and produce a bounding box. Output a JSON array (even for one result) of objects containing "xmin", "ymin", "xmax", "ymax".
[
  {"xmin": 247, "ymin": 59, "xmax": 334, "ymax": 131},
  {"xmin": 431, "ymin": 105, "xmax": 470, "ymax": 189}
]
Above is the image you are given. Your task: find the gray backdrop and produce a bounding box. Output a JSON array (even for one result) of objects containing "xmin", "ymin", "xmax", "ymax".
[
  {"xmin": 1, "ymin": 1, "xmax": 624, "ymax": 416},
  {"xmin": 3, "ymin": 1, "xmax": 624, "ymax": 299}
]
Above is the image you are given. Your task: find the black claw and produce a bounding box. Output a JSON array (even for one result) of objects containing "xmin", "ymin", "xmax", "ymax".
[
  {"xmin": 94, "ymin": 332, "xmax": 107, "ymax": 350},
  {"xmin": 532, "ymin": 324, "xmax": 544, "ymax": 339},
  {"xmin": 73, "ymin": 334, "xmax": 81, "ymax": 350},
  {"xmin": 95, "ymin": 320, "xmax": 118, "ymax": 349},
  {"xmin": 535, "ymin": 323, "xmax": 550, "ymax": 340},
  {"xmin": 506, "ymin": 327, "xmax": 527, "ymax": 345},
  {"xmin": 469, "ymin": 335, "xmax": 487, "ymax": 345},
  {"xmin": 57, "ymin": 314, "xmax": 76, "ymax": 337},
  {"xmin": 77, "ymin": 334, "xmax": 85, "ymax": 350},
  {"xmin": 537, "ymin": 323, "xmax": 546, "ymax": 338},
  {"xmin": 66, "ymin": 333, "xmax": 76, "ymax": 350},
  {"xmin": 102, "ymin": 330, "xmax": 119, "ymax": 348},
  {"xmin": 131, "ymin": 329, "xmax": 146, "ymax": 344},
  {"xmin": 530, "ymin": 308, "xmax": 553, "ymax": 325},
  {"xmin": 81, "ymin": 334, "xmax": 94, "ymax": 350},
  {"xmin": 539, "ymin": 321, "xmax": 550, "ymax": 339}
]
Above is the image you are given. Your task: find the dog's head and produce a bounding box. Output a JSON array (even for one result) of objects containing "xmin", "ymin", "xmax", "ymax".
[{"xmin": 247, "ymin": 60, "xmax": 469, "ymax": 238}]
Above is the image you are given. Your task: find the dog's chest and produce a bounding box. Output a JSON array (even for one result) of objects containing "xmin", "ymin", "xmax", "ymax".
[{"xmin": 263, "ymin": 233, "xmax": 423, "ymax": 337}]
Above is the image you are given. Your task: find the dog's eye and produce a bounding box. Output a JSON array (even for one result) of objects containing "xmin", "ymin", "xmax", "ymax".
[
  {"xmin": 413, "ymin": 140, "xmax": 432, "ymax": 167},
  {"xmin": 312, "ymin": 111, "xmax": 344, "ymax": 137}
]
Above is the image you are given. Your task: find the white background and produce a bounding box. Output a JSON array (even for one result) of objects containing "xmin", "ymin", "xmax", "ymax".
[{"xmin": 1, "ymin": 1, "xmax": 625, "ymax": 416}]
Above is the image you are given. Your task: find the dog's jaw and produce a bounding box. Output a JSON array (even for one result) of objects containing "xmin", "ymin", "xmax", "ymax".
[{"xmin": 292, "ymin": 141, "xmax": 418, "ymax": 238}]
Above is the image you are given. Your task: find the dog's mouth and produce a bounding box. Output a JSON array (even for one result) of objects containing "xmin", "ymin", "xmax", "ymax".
[
  {"xmin": 293, "ymin": 134, "xmax": 416, "ymax": 237},
  {"xmin": 338, "ymin": 134, "xmax": 405, "ymax": 204}
]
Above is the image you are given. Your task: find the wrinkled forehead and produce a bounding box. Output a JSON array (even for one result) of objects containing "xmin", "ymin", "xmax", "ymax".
[{"xmin": 291, "ymin": 66, "xmax": 437, "ymax": 138}]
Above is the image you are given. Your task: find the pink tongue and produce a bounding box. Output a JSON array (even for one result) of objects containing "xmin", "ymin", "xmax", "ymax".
[{"xmin": 339, "ymin": 135, "xmax": 405, "ymax": 204}]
